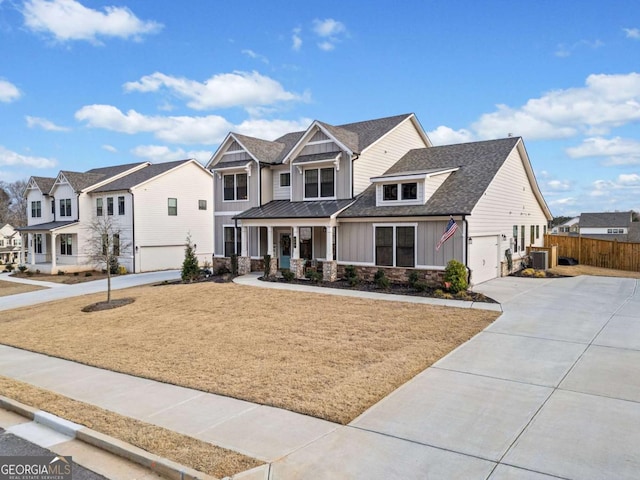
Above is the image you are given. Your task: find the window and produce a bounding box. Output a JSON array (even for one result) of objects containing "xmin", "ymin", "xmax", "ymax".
[
  {"xmin": 51, "ymin": 200, "xmax": 55, "ymax": 215},
  {"xmin": 382, "ymin": 182, "xmax": 418, "ymax": 202},
  {"xmin": 305, "ymin": 167, "xmax": 335, "ymax": 199},
  {"xmin": 375, "ymin": 225, "xmax": 415, "ymax": 267},
  {"xmin": 113, "ymin": 234, "xmax": 120, "ymax": 256},
  {"xmin": 521, "ymin": 225, "xmax": 525, "ymax": 252},
  {"xmin": 96, "ymin": 198, "xmax": 103, "ymax": 216},
  {"xmin": 543, "ymin": 225, "xmax": 547, "ymax": 236},
  {"xmin": 223, "ymin": 173, "xmax": 248, "ymax": 201},
  {"xmin": 168, "ymin": 198, "xmax": 177, "ymax": 216},
  {"xmin": 0, "ymin": 239, "xmax": 4, "ymax": 247},
  {"xmin": 60, "ymin": 234, "xmax": 72, "ymax": 256},
  {"xmin": 198, "ymin": 200, "xmax": 207, "ymax": 210},
  {"xmin": 34, "ymin": 234, "xmax": 43, "ymax": 254},
  {"xmin": 118, "ymin": 196, "xmax": 125, "ymax": 215},
  {"xmin": 513, "ymin": 225, "xmax": 518, "ymax": 252},
  {"xmin": 536, "ymin": 225, "xmax": 540, "ymax": 239},
  {"xmin": 107, "ymin": 197, "xmax": 114, "ymax": 216},
  {"xmin": 59, "ymin": 199, "xmax": 71, "ymax": 217},
  {"xmin": 224, "ymin": 226, "xmax": 241, "ymax": 257},
  {"xmin": 280, "ymin": 172, "xmax": 291, "ymax": 187},
  {"xmin": 31, "ymin": 201, "xmax": 42, "ymax": 218},
  {"xmin": 530, "ymin": 225, "xmax": 535, "ymax": 245}
]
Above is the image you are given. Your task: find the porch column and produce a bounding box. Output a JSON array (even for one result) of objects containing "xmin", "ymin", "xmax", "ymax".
[
  {"xmin": 20, "ymin": 233, "xmax": 25, "ymax": 265},
  {"xmin": 323, "ymin": 226, "xmax": 338, "ymax": 282},
  {"xmin": 51, "ymin": 233, "xmax": 57, "ymax": 274},
  {"xmin": 266, "ymin": 226, "xmax": 277, "ymax": 277},
  {"xmin": 290, "ymin": 226, "xmax": 304, "ymax": 279},
  {"xmin": 238, "ymin": 225, "xmax": 251, "ymax": 275},
  {"xmin": 29, "ymin": 234, "xmax": 35, "ymax": 266}
]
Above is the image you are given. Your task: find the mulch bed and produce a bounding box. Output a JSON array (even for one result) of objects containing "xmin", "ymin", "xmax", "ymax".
[
  {"xmin": 81, "ymin": 297, "xmax": 135, "ymax": 312},
  {"xmin": 261, "ymin": 276, "xmax": 497, "ymax": 303}
]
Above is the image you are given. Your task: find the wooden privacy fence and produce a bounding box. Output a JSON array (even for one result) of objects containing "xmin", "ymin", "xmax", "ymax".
[{"xmin": 544, "ymin": 234, "xmax": 640, "ymax": 272}]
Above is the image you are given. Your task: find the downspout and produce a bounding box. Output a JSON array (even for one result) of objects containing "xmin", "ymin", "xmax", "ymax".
[
  {"xmin": 131, "ymin": 190, "xmax": 136, "ymax": 273},
  {"xmin": 351, "ymin": 153, "xmax": 360, "ymax": 198},
  {"xmin": 463, "ymin": 215, "xmax": 470, "ymax": 285}
]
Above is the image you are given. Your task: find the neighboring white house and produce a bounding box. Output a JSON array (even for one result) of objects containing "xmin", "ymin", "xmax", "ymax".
[
  {"xmin": 577, "ymin": 211, "xmax": 634, "ymax": 239},
  {"xmin": 20, "ymin": 159, "xmax": 213, "ymax": 274},
  {"xmin": 0, "ymin": 223, "xmax": 22, "ymax": 266},
  {"xmin": 207, "ymin": 113, "xmax": 552, "ymax": 285},
  {"xmin": 551, "ymin": 216, "xmax": 580, "ymax": 235}
]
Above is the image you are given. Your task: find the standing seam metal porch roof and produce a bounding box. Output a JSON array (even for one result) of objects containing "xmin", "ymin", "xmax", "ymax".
[{"xmin": 234, "ymin": 199, "xmax": 355, "ymax": 219}]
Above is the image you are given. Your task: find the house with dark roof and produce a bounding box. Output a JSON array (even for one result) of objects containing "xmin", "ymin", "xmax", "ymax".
[
  {"xmin": 206, "ymin": 113, "xmax": 432, "ymax": 280},
  {"xmin": 208, "ymin": 113, "xmax": 552, "ymax": 285},
  {"xmin": 20, "ymin": 159, "xmax": 212, "ymax": 273},
  {"xmin": 0, "ymin": 223, "xmax": 22, "ymax": 267},
  {"xmin": 577, "ymin": 211, "xmax": 635, "ymax": 241}
]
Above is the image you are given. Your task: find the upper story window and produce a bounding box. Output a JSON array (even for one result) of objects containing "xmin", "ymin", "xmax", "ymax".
[
  {"xmin": 304, "ymin": 167, "xmax": 335, "ymax": 199},
  {"xmin": 223, "ymin": 173, "xmax": 248, "ymax": 201},
  {"xmin": 107, "ymin": 197, "xmax": 114, "ymax": 216},
  {"xmin": 118, "ymin": 196, "xmax": 125, "ymax": 215},
  {"xmin": 96, "ymin": 198, "xmax": 103, "ymax": 216},
  {"xmin": 0, "ymin": 239, "xmax": 4, "ymax": 247},
  {"xmin": 31, "ymin": 201, "xmax": 42, "ymax": 218},
  {"xmin": 382, "ymin": 182, "xmax": 418, "ymax": 202},
  {"xmin": 198, "ymin": 200, "xmax": 207, "ymax": 210},
  {"xmin": 280, "ymin": 172, "xmax": 291, "ymax": 187},
  {"xmin": 168, "ymin": 198, "xmax": 177, "ymax": 216},
  {"xmin": 51, "ymin": 200, "xmax": 55, "ymax": 215},
  {"xmin": 59, "ymin": 199, "xmax": 71, "ymax": 217}
]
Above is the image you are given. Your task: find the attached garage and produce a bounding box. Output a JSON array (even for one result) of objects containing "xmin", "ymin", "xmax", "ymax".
[
  {"xmin": 136, "ymin": 245, "xmax": 185, "ymax": 272},
  {"xmin": 469, "ymin": 235, "xmax": 499, "ymax": 285}
]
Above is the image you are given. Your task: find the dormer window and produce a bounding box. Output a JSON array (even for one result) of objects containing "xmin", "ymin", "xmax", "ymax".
[
  {"xmin": 223, "ymin": 173, "xmax": 248, "ymax": 201},
  {"xmin": 383, "ymin": 182, "xmax": 417, "ymax": 201}
]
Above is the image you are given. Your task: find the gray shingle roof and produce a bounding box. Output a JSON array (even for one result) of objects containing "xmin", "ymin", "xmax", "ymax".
[
  {"xmin": 60, "ymin": 171, "xmax": 107, "ymax": 192},
  {"xmin": 579, "ymin": 211, "xmax": 632, "ymax": 228},
  {"xmin": 340, "ymin": 137, "xmax": 521, "ymax": 218},
  {"xmin": 211, "ymin": 159, "xmax": 253, "ymax": 170},
  {"xmin": 235, "ymin": 199, "xmax": 355, "ymax": 219},
  {"xmin": 333, "ymin": 113, "xmax": 412, "ymax": 152},
  {"xmin": 92, "ymin": 160, "xmax": 192, "ymax": 193},
  {"xmin": 292, "ymin": 151, "xmax": 341, "ymax": 164},
  {"xmin": 31, "ymin": 176, "xmax": 56, "ymax": 194},
  {"xmin": 231, "ymin": 133, "xmax": 287, "ymax": 164},
  {"xmin": 85, "ymin": 162, "xmax": 147, "ymax": 177}
]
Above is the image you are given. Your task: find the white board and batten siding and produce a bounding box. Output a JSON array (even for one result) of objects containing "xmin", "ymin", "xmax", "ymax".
[
  {"xmin": 353, "ymin": 118, "xmax": 430, "ymax": 195},
  {"xmin": 132, "ymin": 162, "xmax": 213, "ymax": 272},
  {"xmin": 271, "ymin": 165, "xmax": 291, "ymax": 201}
]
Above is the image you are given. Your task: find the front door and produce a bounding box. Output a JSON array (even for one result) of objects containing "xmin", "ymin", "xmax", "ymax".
[{"xmin": 279, "ymin": 233, "xmax": 291, "ymax": 269}]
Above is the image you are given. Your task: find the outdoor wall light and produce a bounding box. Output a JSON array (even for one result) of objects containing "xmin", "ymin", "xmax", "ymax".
[{"xmin": 135, "ymin": 246, "xmax": 139, "ymax": 252}]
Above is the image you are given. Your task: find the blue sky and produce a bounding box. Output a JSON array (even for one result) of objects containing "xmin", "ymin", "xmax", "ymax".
[{"xmin": 1, "ymin": 0, "xmax": 639, "ymax": 217}]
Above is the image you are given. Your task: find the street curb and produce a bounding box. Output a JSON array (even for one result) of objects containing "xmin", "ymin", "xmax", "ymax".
[{"xmin": 0, "ymin": 395, "xmax": 218, "ymax": 480}]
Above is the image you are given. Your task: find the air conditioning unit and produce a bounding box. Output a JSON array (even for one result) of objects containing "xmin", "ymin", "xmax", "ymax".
[{"xmin": 530, "ymin": 251, "xmax": 548, "ymax": 270}]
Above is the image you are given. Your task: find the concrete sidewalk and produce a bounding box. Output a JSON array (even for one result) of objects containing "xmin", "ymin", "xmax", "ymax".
[{"xmin": 0, "ymin": 270, "xmax": 180, "ymax": 311}]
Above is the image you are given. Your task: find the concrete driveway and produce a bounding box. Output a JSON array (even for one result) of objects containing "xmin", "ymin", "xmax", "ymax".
[{"xmin": 270, "ymin": 275, "xmax": 640, "ymax": 479}]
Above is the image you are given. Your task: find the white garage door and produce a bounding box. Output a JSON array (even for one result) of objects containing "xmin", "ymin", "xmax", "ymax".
[
  {"xmin": 469, "ymin": 235, "xmax": 499, "ymax": 285},
  {"xmin": 138, "ymin": 245, "xmax": 184, "ymax": 272}
]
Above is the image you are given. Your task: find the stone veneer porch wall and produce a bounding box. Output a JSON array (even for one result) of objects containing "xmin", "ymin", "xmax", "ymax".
[{"xmin": 337, "ymin": 265, "xmax": 446, "ymax": 286}]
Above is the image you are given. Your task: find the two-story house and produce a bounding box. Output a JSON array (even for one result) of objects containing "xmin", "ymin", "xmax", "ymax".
[
  {"xmin": 20, "ymin": 160, "xmax": 213, "ymax": 274},
  {"xmin": 0, "ymin": 223, "xmax": 22, "ymax": 266},
  {"xmin": 207, "ymin": 113, "xmax": 431, "ymax": 281},
  {"xmin": 208, "ymin": 113, "xmax": 552, "ymax": 285}
]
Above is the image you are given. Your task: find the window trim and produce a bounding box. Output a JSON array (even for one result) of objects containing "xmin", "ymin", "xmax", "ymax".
[
  {"xmin": 60, "ymin": 234, "xmax": 72, "ymax": 256},
  {"xmin": 96, "ymin": 198, "xmax": 103, "ymax": 217},
  {"xmin": 118, "ymin": 196, "xmax": 125, "ymax": 215},
  {"xmin": 34, "ymin": 234, "xmax": 43, "ymax": 254},
  {"xmin": 31, "ymin": 201, "xmax": 42, "ymax": 218},
  {"xmin": 168, "ymin": 198, "xmax": 178, "ymax": 216},
  {"xmin": 373, "ymin": 223, "xmax": 417, "ymax": 268},
  {"xmin": 107, "ymin": 197, "xmax": 114, "ymax": 216},
  {"xmin": 303, "ymin": 166, "xmax": 336, "ymax": 200},
  {"xmin": 222, "ymin": 173, "xmax": 249, "ymax": 202},
  {"xmin": 223, "ymin": 225, "xmax": 242, "ymax": 257},
  {"xmin": 198, "ymin": 199, "xmax": 207, "ymax": 210},
  {"xmin": 59, "ymin": 198, "xmax": 72, "ymax": 217},
  {"xmin": 280, "ymin": 172, "xmax": 291, "ymax": 187}
]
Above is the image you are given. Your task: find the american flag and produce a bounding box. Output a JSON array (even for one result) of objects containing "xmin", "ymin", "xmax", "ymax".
[{"xmin": 436, "ymin": 217, "xmax": 458, "ymax": 251}]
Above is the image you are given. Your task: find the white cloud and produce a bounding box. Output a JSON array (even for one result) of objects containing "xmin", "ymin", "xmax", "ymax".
[
  {"xmin": 22, "ymin": 0, "xmax": 162, "ymax": 44},
  {"xmin": 0, "ymin": 79, "xmax": 21, "ymax": 102},
  {"xmin": 0, "ymin": 145, "xmax": 56, "ymax": 168},
  {"xmin": 123, "ymin": 71, "xmax": 304, "ymax": 110},
  {"xmin": 75, "ymin": 104, "xmax": 312, "ymax": 144},
  {"xmin": 426, "ymin": 126, "xmax": 474, "ymax": 145},
  {"xmin": 312, "ymin": 18, "xmax": 347, "ymax": 51},
  {"xmin": 549, "ymin": 197, "xmax": 576, "ymax": 206},
  {"xmin": 131, "ymin": 145, "xmax": 212, "ymax": 164},
  {"xmin": 102, "ymin": 144, "xmax": 117, "ymax": 153},
  {"xmin": 26, "ymin": 115, "xmax": 70, "ymax": 131},
  {"xmin": 242, "ymin": 49, "xmax": 268, "ymax": 64},
  {"xmin": 624, "ymin": 28, "xmax": 640, "ymax": 40},
  {"xmin": 292, "ymin": 27, "xmax": 302, "ymax": 51},
  {"xmin": 554, "ymin": 39, "xmax": 603, "ymax": 58},
  {"xmin": 618, "ymin": 173, "xmax": 640, "ymax": 185},
  {"xmin": 471, "ymin": 72, "xmax": 640, "ymax": 140},
  {"xmin": 546, "ymin": 179, "xmax": 572, "ymax": 191},
  {"xmin": 566, "ymin": 136, "xmax": 640, "ymax": 165}
]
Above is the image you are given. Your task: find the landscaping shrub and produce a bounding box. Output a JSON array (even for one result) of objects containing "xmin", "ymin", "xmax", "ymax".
[
  {"xmin": 109, "ymin": 256, "xmax": 119, "ymax": 275},
  {"xmin": 534, "ymin": 270, "xmax": 547, "ymax": 278},
  {"xmin": 57, "ymin": 270, "xmax": 65, "ymax": 275},
  {"xmin": 521, "ymin": 268, "xmax": 535, "ymax": 277},
  {"xmin": 5, "ymin": 264, "xmax": 13, "ymax": 272},
  {"xmin": 35, "ymin": 269, "xmax": 41, "ymax": 274},
  {"xmin": 413, "ymin": 280, "xmax": 429, "ymax": 292},
  {"xmin": 216, "ymin": 264, "xmax": 231, "ymax": 275},
  {"xmin": 282, "ymin": 270, "xmax": 295, "ymax": 282},
  {"xmin": 444, "ymin": 260, "xmax": 468, "ymax": 294},
  {"xmin": 263, "ymin": 254, "xmax": 271, "ymax": 278},
  {"xmin": 17, "ymin": 265, "xmax": 27, "ymax": 273},
  {"xmin": 181, "ymin": 236, "xmax": 200, "ymax": 283},
  {"xmin": 434, "ymin": 289, "xmax": 453, "ymax": 299},
  {"xmin": 455, "ymin": 291, "xmax": 472, "ymax": 301},
  {"xmin": 85, "ymin": 272, "xmax": 93, "ymax": 277},
  {"xmin": 408, "ymin": 270, "xmax": 420, "ymax": 287},
  {"xmin": 305, "ymin": 269, "xmax": 323, "ymax": 284},
  {"xmin": 26, "ymin": 271, "xmax": 33, "ymax": 277},
  {"xmin": 344, "ymin": 265, "xmax": 360, "ymax": 287},
  {"xmin": 374, "ymin": 269, "xmax": 390, "ymax": 289}
]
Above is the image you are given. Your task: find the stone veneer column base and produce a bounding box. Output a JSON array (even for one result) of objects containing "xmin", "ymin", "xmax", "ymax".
[
  {"xmin": 269, "ymin": 258, "xmax": 278, "ymax": 277},
  {"xmin": 323, "ymin": 261, "xmax": 337, "ymax": 282},
  {"xmin": 237, "ymin": 256, "xmax": 252, "ymax": 275},
  {"xmin": 290, "ymin": 258, "xmax": 305, "ymax": 279}
]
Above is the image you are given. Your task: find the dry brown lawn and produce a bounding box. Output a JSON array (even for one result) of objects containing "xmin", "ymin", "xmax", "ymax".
[
  {"xmin": 548, "ymin": 264, "xmax": 640, "ymax": 279},
  {"xmin": 0, "ymin": 376, "xmax": 262, "ymax": 478},
  {"xmin": 0, "ymin": 279, "xmax": 46, "ymax": 297},
  {"xmin": 0, "ymin": 282, "xmax": 498, "ymax": 424}
]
